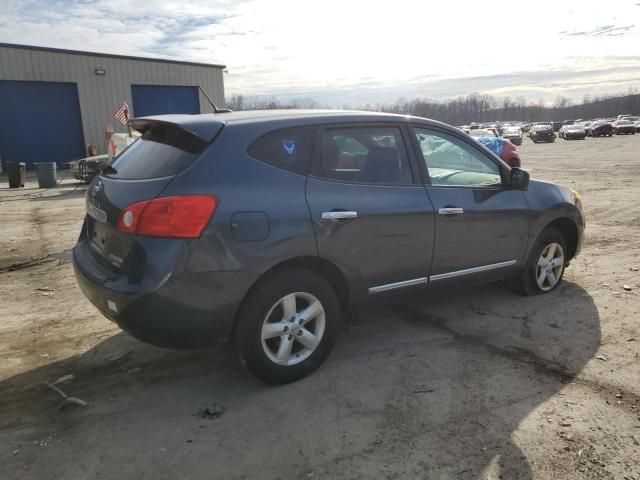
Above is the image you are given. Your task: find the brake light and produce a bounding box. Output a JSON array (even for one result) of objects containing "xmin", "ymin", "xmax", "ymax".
[{"xmin": 117, "ymin": 195, "xmax": 218, "ymax": 238}]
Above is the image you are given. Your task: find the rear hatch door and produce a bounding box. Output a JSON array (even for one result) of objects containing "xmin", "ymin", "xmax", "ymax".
[{"xmin": 85, "ymin": 116, "xmax": 223, "ymax": 271}]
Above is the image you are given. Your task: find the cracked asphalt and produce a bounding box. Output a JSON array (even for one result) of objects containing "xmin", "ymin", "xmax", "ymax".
[{"xmin": 1, "ymin": 135, "xmax": 639, "ymax": 479}]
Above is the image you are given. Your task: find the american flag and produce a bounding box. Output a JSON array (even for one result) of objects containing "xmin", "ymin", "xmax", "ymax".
[{"xmin": 113, "ymin": 101, "xmax": 129, "ymax": 125}]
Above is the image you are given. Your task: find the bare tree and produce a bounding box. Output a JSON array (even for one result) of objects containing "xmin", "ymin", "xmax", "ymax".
[{"xmin": 225, "ymin": 91, "xmax": 640, "ymax": 125}]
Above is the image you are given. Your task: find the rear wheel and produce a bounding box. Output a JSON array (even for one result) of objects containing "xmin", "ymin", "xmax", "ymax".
[
  {"xmin": 235, "ymin": 268, "xmax": 340, "ymax": 384},
  {"xmin": 508, "ymin": 228, "xmax": 567, "ymax": 296}
]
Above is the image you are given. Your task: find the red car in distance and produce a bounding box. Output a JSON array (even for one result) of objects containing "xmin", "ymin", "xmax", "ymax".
[{"xmin": 468, "ymin": 129, "xmax": 521, "ymax": 168}]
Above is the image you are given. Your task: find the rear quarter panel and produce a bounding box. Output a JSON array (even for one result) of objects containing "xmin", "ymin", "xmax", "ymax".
[{"xmin": 161, "ymin": 122, "xmax": 319, "ymax": 275}]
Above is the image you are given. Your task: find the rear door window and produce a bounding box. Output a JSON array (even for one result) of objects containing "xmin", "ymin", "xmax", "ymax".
[
  {"xmin": 315, "ymin": 127, "xmax": 413, "ymax": 185},
  {"xmin": 248, "ymin": 127, "xmax": 316, "ymax": 174},
  {"xmin": 109, "ymin": 123, "xmax": 208, "ymax": 180}
]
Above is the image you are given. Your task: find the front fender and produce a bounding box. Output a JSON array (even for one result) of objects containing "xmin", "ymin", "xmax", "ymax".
[{"xmin": 525, "ymin": 180, "xmax": 585, "ymax": 258}]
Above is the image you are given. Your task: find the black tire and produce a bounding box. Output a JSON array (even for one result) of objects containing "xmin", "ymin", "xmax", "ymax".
[
  {"xmin": 508, "ymin": 227, "xmax": 568, "ymax": 296},
  {"xmin": 235, "ymin": 268, "xmax": 341, "ymax": 384}
]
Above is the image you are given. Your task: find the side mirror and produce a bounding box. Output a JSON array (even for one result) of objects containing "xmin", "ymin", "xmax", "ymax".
[{"xmin": 510, "ymin": 167, "xmax": 529, "ymax": 190}]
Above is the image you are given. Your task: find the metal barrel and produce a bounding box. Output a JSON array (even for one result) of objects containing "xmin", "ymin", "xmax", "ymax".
[{"xmin": 34, "ymin": 162, "xmax": 58, "ymax": 188}]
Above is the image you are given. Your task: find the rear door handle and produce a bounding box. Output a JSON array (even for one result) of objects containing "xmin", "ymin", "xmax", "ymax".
[
  {"xmin": 322, "ymin": 211, "xmax": 358, "ymax": 221},
  {"xmin": 438, "ymin": 207, "xmax": 464, "ymax": 215}
]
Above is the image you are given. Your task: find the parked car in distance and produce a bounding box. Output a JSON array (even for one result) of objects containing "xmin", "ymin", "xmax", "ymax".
[
  {"xmin": 69, "ymin": 133, "xmax": 140, "ymax": 183},
  {"xmin": 70, "ymin": 154, "xmax": 111, "ymax": 182},
  {"xmin": 73, "ymin": 110, "xmax": 584, "ymax": 384},
  {"xmin": 465, "ymin": 129, "xmax": 521, "ymax": 166},
  {"xmin": 587, "ymin": 120, "xmax": 614, "ymax": 137},
  {"xmin": 559, "ymin": 124, "xmax": 586, "ymax": 140},
  {"xmin": 528, "ymin": 124, "xmax": 556, "ymax": 143},
  {"xmin": 501, "ymin": 126, "xmax": 523, "ymax": 146},
  {"xmin": 468, "ymin": 128, "xmax": 498, "ymax": 138},
  {"xmin": 613, "ymin": 119, "xmax": 636, "ymax": 135},
  {"xmin": 472, "ymin": 136, "xmax": 521, "ymax": 168}
]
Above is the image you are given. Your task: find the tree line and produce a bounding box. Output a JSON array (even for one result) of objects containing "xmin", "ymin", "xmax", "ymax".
[{"xmin": 225, "ymin": 89, "xmax": 640, "ymax": 125}]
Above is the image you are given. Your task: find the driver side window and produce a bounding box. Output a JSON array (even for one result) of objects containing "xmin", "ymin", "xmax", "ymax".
[{"xmin": 414, "ymin": 128, "xmax": 502, "ymax": 187}]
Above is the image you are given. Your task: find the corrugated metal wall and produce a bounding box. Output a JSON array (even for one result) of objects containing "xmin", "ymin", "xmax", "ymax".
[{"xmin": 0, "ymin": 45, "xmax": 225, "ymax": 155}]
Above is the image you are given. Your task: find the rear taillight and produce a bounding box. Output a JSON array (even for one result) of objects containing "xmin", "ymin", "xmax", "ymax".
[{"xmin": 117, "ymin": 195, "xmax": 218, "ymax": 239}]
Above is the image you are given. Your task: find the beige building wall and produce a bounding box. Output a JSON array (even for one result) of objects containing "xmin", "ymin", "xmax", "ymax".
[{"xmin": 0, "ymin": 44, "xmax": 225, "ymax": 154}]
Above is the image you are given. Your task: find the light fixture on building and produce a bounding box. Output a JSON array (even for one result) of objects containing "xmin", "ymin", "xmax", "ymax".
[{"xmin": 94, "ymin": 68, "xmax": 106, "ymax": 76}]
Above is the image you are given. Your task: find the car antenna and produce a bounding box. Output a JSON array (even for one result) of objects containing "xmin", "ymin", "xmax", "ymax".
[{"xmin": 198, "ymin": 85, "xmax": 232, "ymax": 114}]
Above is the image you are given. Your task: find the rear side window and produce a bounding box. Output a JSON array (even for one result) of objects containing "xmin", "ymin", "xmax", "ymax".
[
  {"xmin": 109, "ymin": 123, "xmax": 207, "ymax": 180},
  {"xmin": 248, "ymin": 127, "xmax": 315, "ymax": 174},
  {"xmin": 315, "ymin": 127, "xmax": 413, "ymax": 185}
]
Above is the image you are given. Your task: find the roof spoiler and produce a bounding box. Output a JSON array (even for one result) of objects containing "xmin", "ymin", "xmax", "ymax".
[{"xmin": 128, "ymin": 115, "xmax": 225, "ymax": 143}]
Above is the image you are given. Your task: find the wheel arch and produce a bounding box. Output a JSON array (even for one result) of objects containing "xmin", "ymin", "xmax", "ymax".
[
  {"xmin": 232, "ymin": 256, "xmax": 350, "ymax": 334},
  {"xmin": 543, "ymin": 217, "xmax": 579, "ymax": 260}
]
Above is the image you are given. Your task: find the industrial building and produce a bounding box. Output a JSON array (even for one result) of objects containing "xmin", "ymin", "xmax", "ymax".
[{"xmin": 0, "ymin": 43, "xmax": 226, "ymax": 168}]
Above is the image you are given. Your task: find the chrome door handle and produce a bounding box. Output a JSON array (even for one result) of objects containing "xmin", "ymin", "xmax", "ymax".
[
  {"xmin": 322, "ymin": 211, "xmax": 358, "ymax": 221},
  {"xmin": 438, "ymin": 207, "xmax": 464, "ymax": 215}
]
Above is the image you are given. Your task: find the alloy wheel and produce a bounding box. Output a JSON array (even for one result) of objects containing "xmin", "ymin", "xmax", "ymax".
[
  {"xmin": 535, "ymin": 242, "xmax": 565, "ymax": 291},
  {"xmin": 261, "ymin": 292, "xmax": 326, "ymax": 366}
]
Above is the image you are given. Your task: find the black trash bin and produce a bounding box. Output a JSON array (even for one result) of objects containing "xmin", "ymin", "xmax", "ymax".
[{"xmin": 7, "ymin": 162, "xmax": 26, "ymax": 188}]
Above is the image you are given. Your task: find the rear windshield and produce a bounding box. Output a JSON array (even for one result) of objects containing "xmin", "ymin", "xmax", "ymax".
[{"xmin": 109, "ymin": 124, "xmax": 208, "ymax": 180}]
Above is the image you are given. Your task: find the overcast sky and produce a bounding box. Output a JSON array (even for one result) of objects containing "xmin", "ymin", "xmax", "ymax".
[{"xmin": 1, "ymin": 0, "xmax": 639, "ymax": 105}]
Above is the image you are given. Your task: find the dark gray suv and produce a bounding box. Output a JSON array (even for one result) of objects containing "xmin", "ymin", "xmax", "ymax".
[{"xmin": 73, "ymin": 110, "xmax": 584, "ymax": 383}]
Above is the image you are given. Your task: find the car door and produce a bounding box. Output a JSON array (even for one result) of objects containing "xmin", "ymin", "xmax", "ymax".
[
  {"xmin": 411, "ymin": 126, "xmax": 530, "ymax": 282},
  {"xmin": 305, "ymin": 124, "xmax": 435, "ymax": 299}
]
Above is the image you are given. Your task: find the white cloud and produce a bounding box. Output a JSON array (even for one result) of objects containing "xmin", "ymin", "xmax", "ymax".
[{"xmin": 1, "ymin": 0, "xmax": 639, "ymax": 104}]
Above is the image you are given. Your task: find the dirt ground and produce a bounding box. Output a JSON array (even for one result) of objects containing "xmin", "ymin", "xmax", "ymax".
[{"xmin": 1, "ymin": 134, "xmax": 639, "ymax": 480}]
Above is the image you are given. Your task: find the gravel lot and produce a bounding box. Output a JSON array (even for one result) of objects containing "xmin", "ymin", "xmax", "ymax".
[{"xmin": 1, "ymin": 134, "xmax": 639, "ymax": 480}]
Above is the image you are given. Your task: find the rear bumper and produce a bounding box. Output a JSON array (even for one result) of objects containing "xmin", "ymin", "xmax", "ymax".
[{"xmin": 73, "ymin": 241, "xmax": 257, "ymax": 348}]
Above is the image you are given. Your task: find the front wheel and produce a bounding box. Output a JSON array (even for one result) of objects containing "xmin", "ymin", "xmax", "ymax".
[
  {"xmin": 235, "ymin": 268, "xmax": 340, "ymax": 384},
  {"xmin": 508, "ymin": 228, "xmax": 567, "ymax": 296}
]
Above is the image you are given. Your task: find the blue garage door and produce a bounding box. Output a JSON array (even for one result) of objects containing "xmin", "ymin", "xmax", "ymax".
[
  {"xmin": 131, "ymin": 85, "xmax": 200, "ymax": 117},
  {"xmin": 0, "ymin": 81, "xmax": 86, "ymax": 169}
]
